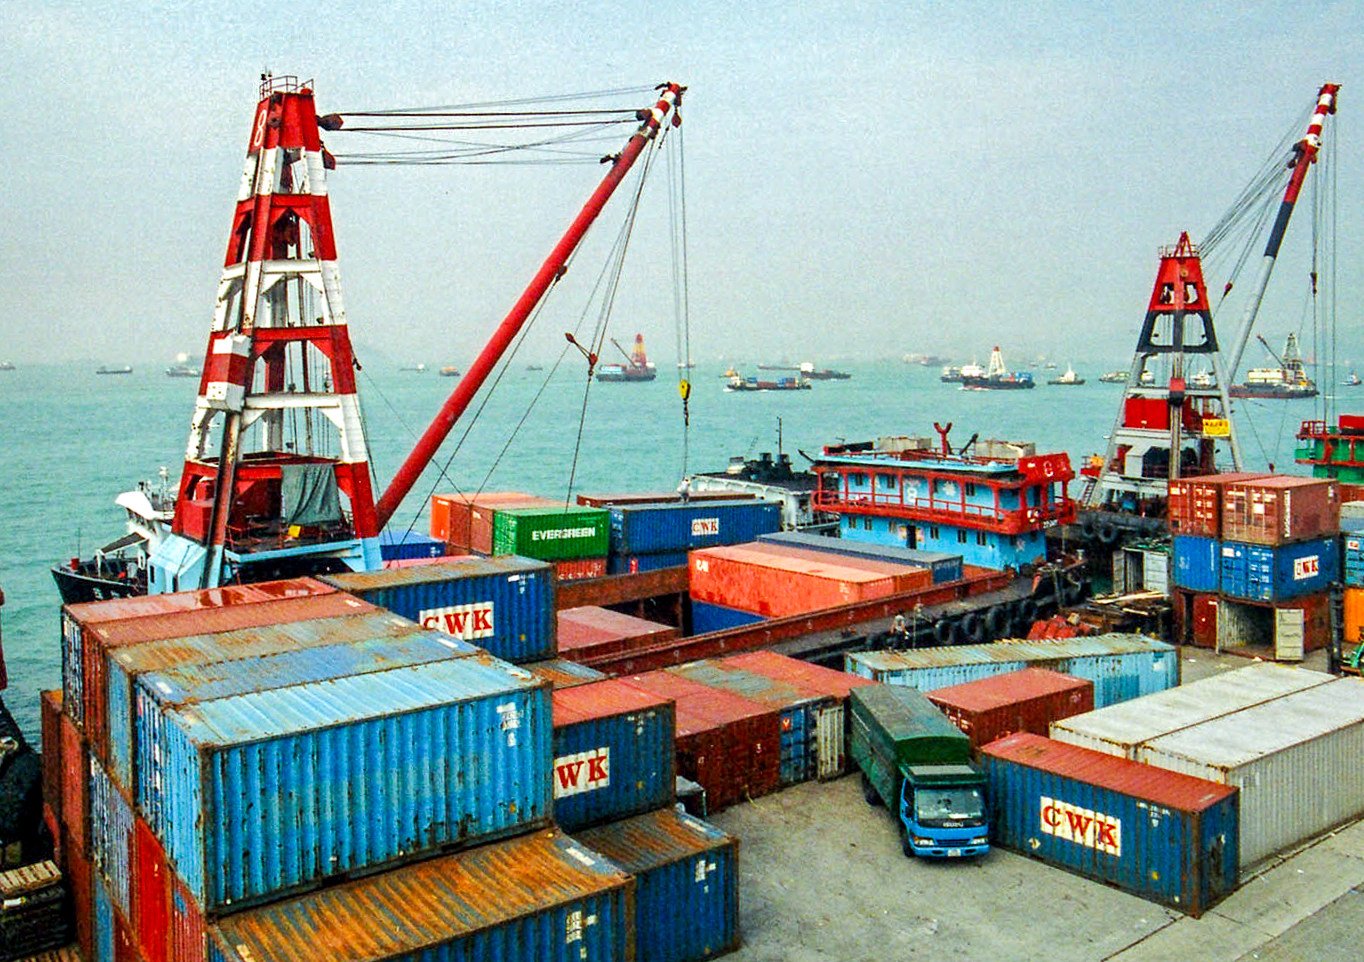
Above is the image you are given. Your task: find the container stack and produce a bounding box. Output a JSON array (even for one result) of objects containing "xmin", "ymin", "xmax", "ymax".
[
  {"xmin": 925, "ymin": 668, "xmax": 1094, "ymax": 751},
  {"xmin": 844, "ymin": 634, "xmax": 1178, "ymax": 708},
  {"xmin": 688, "ymin": 542, "xmax": 932, "ymax": 630},
  {"xmin": 430, "ymin": 491, "xmax": 611, "ymax": 581},
  {"xmin": 557, "ymin": 606, "xmax": 680, "ymax": 666},
  {"xmin": 1169, "ymin": 474, "xmax": 1339, "ymax": 660},
  {"xmin": 606, "ymin": 499, "xmax": 782, "ymax": 574},
  {"xmin": 756, "ymin": 530, "xmax": 964, "ymax": 583},
  {"xmin": 1342, "ymin": 531, "xmax": 1364, "ymax": 650}
]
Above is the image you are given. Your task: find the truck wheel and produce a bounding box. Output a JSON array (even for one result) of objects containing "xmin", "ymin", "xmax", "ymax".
[
  {"xmin": 861, "ymin": 772, "xmax": 881, "ymax": 807},
  {"xmin": 900, "ymin": 821, "xmax": 915, "ymax": 858}
]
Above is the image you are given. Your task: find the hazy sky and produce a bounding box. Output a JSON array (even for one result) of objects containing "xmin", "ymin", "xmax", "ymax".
[{"xmin": 3, "ymin": 1, "xmax": 1360, "ymax": 367}]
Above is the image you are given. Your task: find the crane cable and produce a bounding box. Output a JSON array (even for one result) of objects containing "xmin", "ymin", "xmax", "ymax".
[{"xmin": 669, "ymin": 109, "xmax": 693, "ymax": 481}]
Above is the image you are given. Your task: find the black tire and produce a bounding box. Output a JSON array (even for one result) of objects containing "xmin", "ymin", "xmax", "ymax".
[
  {"xmin": 961, "ymin": 611, "xmax": 986, "ymax": 645},
  {"xmin": 1015, "ymin": 598, "xmax": 1038, "ymax": 624},
  {"xmin": 984, "ymin": 604, "xmax": 1010, "ymax": 639},
  {"xmin": 932, "ymin": 618, "xmax": 955, "ymax": 647},
  {"xmin": 900, "ymin": 820, "xmax": 915, "ymax": 858},
  {"xmin": 1096, "ymin": 521, "xmax": 1119, "ymax": 546},
  {"xmin": 861, "ymin": 772, "xmax": 881, "ymax": 807}
]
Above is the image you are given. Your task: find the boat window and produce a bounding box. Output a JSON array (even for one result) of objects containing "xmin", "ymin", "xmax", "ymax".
[
  {"xmin": 850, "ymin": 472, "xmax": 868, "ymax": 487},
  {"xmin": 957, "ymin": 530, "xmax": 968, "ymax": 544},
  {"xmin": 964, "ymin": 483, "xmax": 977, "ymax": 497},
  {"xmin": 863, "ymin": 517, "xmax": 873, "ymax": 531},
  {"xmin": 976, "ymin": 531, "xmax": 987, "ymax": 546},
  {"xmin": 877, "ymin": 474, "xmax": 897, "ymax": 491},
  {"xmin": 929, "ymin": 526, "xmax": 940, "ymax": 540}
]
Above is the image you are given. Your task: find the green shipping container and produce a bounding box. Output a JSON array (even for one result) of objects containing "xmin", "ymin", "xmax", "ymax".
[{"xmin": 492, "ymin": 506, "xmax": 610, "ymax": 560}]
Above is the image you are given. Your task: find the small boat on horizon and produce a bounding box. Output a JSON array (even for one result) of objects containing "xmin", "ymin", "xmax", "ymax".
[
  {"xmin": 1343, "ymin": 372, "xmax": 1361, "ymax": 387},
  {"xmin": 439, "ymin": 365, "xmax": 461, "ymax": 377},
  {"xmin": 96, "ymin": 365, "xmax": 133, "ymax": 375},
  {"xmin": 400, "ymin": 363, "xmax": 427, "ymax": 373},
  {"xmin": 1047, "ymin": 364, "xmax": 1085, "ymax": 386},
  {"xmin": 0, "ymin": 361, "xmax": 14, "ymax": 371},
  {"xmin": 165, "ymin": 352, "xmax": 198, "ymax": 377},
  {"xmin": 1098, "ymin": 370, "xmax": 1128, "ymax": 383}
]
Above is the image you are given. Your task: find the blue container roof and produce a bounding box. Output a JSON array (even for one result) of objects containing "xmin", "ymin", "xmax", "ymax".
[{"xmin": 320, "ymin": 554, "xmax": 551, "ymax": 592}]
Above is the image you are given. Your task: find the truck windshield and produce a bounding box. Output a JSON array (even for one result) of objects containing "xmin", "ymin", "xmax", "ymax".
[{"xmin": 913, "ymin": 787, "xmax": 985, "ymax": 827}]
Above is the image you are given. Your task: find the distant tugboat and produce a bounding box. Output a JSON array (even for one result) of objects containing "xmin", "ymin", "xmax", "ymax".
[
  {"xmin": 439, "ymin": 366, "xmax": 461, "ymax": 377},
  {"xmin": 1047, "ymin": 364, "xmax": 1085, "ymax": 386},
  {"xmin": 1344, "ymin": 372, "xmax": 1362, "ymax": 387},
  {"xmin": 165, "ymin": 352, "xmax": 199, "ymax": 377},
  {"xmin": 400, "ymin": 363, "xmax": 427, "ymax": 373},
  {"xmin": 1230, "ymin": 333, "xmax": 1317, "ymax": 399},
  {"xmin": 0, "ymin": 361, "xmax": 14, "ymax": 371},
  {"xmin": 1098, "ymin": 370, "xmax": 1127, "ymax": 383},
  {"xmin": 961, "ymin": 346, "xmax": 1034, "ymax": 390},
  {"xmin": 596, "ymin": 333, "xmax": 658, "ymax": 382}
]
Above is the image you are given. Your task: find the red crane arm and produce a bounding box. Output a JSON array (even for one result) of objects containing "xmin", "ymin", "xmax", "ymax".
[{"xmin": 374, "ymin": 83, "xmax": 685, "ymax": 529}]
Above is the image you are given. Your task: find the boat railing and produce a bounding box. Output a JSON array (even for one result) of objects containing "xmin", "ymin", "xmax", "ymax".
[
  {"xmin": 813, "ymin": 489, "xmax": 1076, "ymax": 533},
  {"xmin": 259, "ymin": 74, "xmax": 314, "ymax": 97}
]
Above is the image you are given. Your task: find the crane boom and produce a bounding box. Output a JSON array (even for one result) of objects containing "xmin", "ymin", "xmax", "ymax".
[
  {"xmin": 1224, "ymin": 83, "xmax": 1340, "ymax": 383},
  {"xmin": 374, "ymin": 83, "xmax": 685, "ymax": 528}
]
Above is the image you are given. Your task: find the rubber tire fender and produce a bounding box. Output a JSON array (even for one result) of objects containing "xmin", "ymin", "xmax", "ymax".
[
  {"xmin": 960, "ymin": 611, "xmax": 987, "ymax": 645},
  {"xmin": 1095, "ymin": 521, "xmax": 1120, "ymax": 546},
  {"xmin": 984, "ymin": 604, "xmax": 1011, "ymax": 640},
  {"xmin": 932, "ymin": 618, "xmax": 956, "ymax": 647},
  {"xmin": 1015, "ymin": 598, "xmax": 1038, "ymax": 625}
]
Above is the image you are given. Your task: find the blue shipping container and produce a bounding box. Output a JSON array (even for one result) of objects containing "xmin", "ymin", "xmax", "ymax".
[
  {"xmin": 1345, "ymin": 533, "xmax": 1364, "ymax": 587},
  {"xmin": 1172, "ymin": 536, "xmax": 1220, "ymax": 593},
  {"xmin": 609, "ymin": 499, "xmax": 781, "ymax": 555},
  {"xmin": 552, "ymin": 680, "xmax": 676, "ymax": 832},
  {"xmin": 136, "ymin": 653, "xmax": 552, "ymax": 913},
  {"xmin": 1219, "ymin": 537, "xmax": 1339, "ymax": 602},
  {"xmin": 691, "ymin": 600, "xmax": 767, "ymax": 634},
  {"xmin": 206, "ymin": 830, "xmax": 632, "ymax": 962},
  {"xmin": 844, "ymin": 634, "xmax": 1178, "ymax": 708},
  {"xmin": 93, "ymin": 872, "xmax": 114, "ymax": 962},
  {"xmin": 321, "ymin": 556, "xmax": 555, "ymax": 664},
  {"xmin": 982, "ymin": 732, "xmax": 1239, "ymax": 917},
  {"xmin": 757, "ymin": 530, "xmax": 964, "ymax": 583},
  {"xmin": 378, "ymin": 529, "xmax": 448, "ymax": 562},
  {"xmin": 90, "ymin": 757, "xmax": 133, "ymax": 922},
  {"xmin": 577, "ymin": 808, "xmax": 740, "ymax": 962},
  {"xmin": 607, "ymin": 551, "xmax": 691, "ymax": 575},
  {"xmin": 104, "ymin": 611, "xmax": 440, "ymax": 792}
]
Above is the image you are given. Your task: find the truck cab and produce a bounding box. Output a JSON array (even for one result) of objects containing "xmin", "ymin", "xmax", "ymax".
[{"xmin": 898, "ymin": 764, "xmax": 990, "ymax": 858}]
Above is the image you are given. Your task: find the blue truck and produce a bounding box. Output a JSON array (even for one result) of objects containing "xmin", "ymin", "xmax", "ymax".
[{"xmin": 849, "ymin": 683, "xmax": 990, "ymax": 859}]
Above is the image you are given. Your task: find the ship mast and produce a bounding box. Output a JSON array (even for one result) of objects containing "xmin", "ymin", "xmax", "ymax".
[
  {"xmin": 1223, "ymin": 83, "xmax": 1340, "ymax": 383},
  {"xmin": 374, "ymin": 83, "xmax": 685, "ymax": 528}
]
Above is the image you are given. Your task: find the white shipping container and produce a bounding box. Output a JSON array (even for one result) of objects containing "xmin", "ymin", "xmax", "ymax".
[
  {"xmin": 1137, "ymin": 678, "xmax": 1364, "ymax": 869},
  {"xmin": 1341, "ymin": 501, "xmax": 1364, "ymax": 527},
  {"xmin": 1050, "ymin": 663, "xmax": 1335, "ymax": 759}
]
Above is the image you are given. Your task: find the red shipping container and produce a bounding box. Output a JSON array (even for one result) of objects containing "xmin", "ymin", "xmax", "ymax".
[
  {"xmin": 1222, "ymin": 476, "xmax": 1339, "ymax": 546},
  {"xmin": 82, "ymin": 591, "xmax": 374, "ymax": 767},
  {"xmin": 69, "ymin": 842, "xmax": 94, "ymax": 962},
  {"xmin": 739, "ymin": 542, "xmax": 934, "ymax": 595},
  {"xmin": 1192, "ymin": 594, "xmax": 1220, "ymax": 648},
  {"xmin": 688, "ymin": 545, "xmax": 900, "ymax": 618},
  {"xmin": 42, "ymin": 802, "xmax": 61, "ymax": 871},
  {"xmin": 1123, "ymin": 396, "xmax": 1169, "ymax": 430},
  {"xmin": 1167, "ymin": 472, "xmax": 1270, "ymax": 537},
  {"xmin": 40, "ymin": 690, "xmax": 62, "ymax": 824},
  {"xmin": 132, "ymin": 817, "xmax": 170, "ymax": 962},
  {"xmin": 114, "ymin": 906, "xmax": 141, "ymax": 962},
  {"xmin": 926, "ymin": 668, "xmax": 1095, "ymax": 750},
  {"xmin": 554, "ymin": 557, "xmax": 608, "ymax": 582},
  {"xmin": 622, "ymin": 671, "xmax": 781, "ymax": 811},
  {"xmin": 556, "ymin": 607, "xmax": 679, "ymax": 662},
  {"xmin": 171, "ymin": 873, "xmax": 206, "ymax": 962},
  {"xmin": 58, "ymin": 710, "xmax": 87, "ymax": 857},
  {"xmin": 62, "ymin": 577, "xmax": 334, "ymax": 634},
  {"xmin": 722, "ymin": 650, "xmax": 878, "ymax": 701},
  {"xmin": 432, "ymin": 492, "xmax": 556, "ymax": 553}
]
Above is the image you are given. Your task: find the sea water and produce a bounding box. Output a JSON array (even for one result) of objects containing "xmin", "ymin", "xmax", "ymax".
[{"xmin": 0, "ymin": 359, "xmax": 1323, "ymax": 736}]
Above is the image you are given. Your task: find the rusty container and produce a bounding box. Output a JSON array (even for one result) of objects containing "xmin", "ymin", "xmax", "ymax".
[
  {"xmin": 1221, "ymin": 476, "xmax": 1339, "ymax": 546},
  {"xmin": 556, "ymin": 606, "xmax": 679, "ymax": 663},
  {"xmin": 432, "ymin": 492, "xmax": 556, "ymax": 553},
  {"xmin": 925, "ymin": 668, "xmax": 1094, "ymax": 751},
  {"xmin": 688, "ymin": 544, "xmax": 899, "ymax": 618},
  {"xmin": 1166, "ymin": 473, "xmax": 1269, "ymax": 538}
]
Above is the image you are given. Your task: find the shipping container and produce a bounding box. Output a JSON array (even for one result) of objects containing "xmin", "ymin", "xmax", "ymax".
[
  {"xmin": 1192, "ymin": 593, "xmax": 1219, "ymax": 648},
  {"xmin": 1218, "ymin": 537, "xmax": 1338, "ymax": 602},
  {"xmin": 206, "ymin": 829, "xmax": 632, "ymax": 962},
  {"xmin": 136, "ymin": 653, "xmax": 552, "ymax": 913},
  {"xmin": 579, "ymin": 491, "xmax": 752, "ymax": 507},
  {"xmin": 170, "ymin": 873, "xmax": 204, "ymax": 962},
  {"xmin": 89, "ymin": 757, "xmax": 133, "ymax": 922},
  {"xmin": 58, "ymin": 712, "xmax": 87, "ymax": 857},
  {"xmin": 757, "ymin": 530, "xmax": 964, "ymax": 583},
  {"xmin": 689, "ymin": 544, "xmax": 899, "ymax": 618},
  {"xmin": 61, "ymin": 578, "xmax": 340, "ymax": 728},
  {"xmin": 39, "ymin": 691, "xmax": 61, "ymax": 826},
  {"xmin": 982, "ymin": 733, "xmax": 1239, "ymax": 916},
  {"xmin": 608, "ymin": 551, "xmax": 690, "ymax": 575},
  {"xmin": 321, "ymin": 555, "xmax": 555, "ymax": 664},
  {"xmin": 1222, "ymin": 476, "xmax": 1339, "ymax": 546},
  {"xmin": 844, "ymin": 635, "xmax": 1178, "ymax": 708},
  {"xmin": 80, "ymin": 592, "xmax": 373, "ymax": 757},
  {"xmin": 105, "ymin": 610, "xmax": 440, "ymax": 791},
  {"xmin": 68, "ymin": 843, "xmax": 93, "ymax": 961},
  {"xmin": 93, "ymin": 872, "xmax": 113, "ymax": 962},
  {"xmin": 524, "ymin": 658, "xmax": 608, "ymax": 690},
  {"xmin": 557, "ymin": 606, "xmax": 679, "ymax": 662},
  {"xmin": 689, "ymin": 601, "xmax": 766, "ymax": 634},
  {"xmin": 1142, "ymin": 547, "xmax": 1170, "ymax": 595},
  {"xmin": 1345, "ymin": 532, "xmax": 1364, "ymax": 587},
  {"xmin": 723, "ymin": 649, "xmax": 878, "ymax": 701},
  {"xmin": 668, "ymin": 660, "xmax": 837, "ymax": 785},
  {"xmin": 926, "ymin": 668, "xmax": 1094, "ymax": 751},
  {"xmin": 1166, "ymin": 473, "xmax": 1269, "ymax": 537},
  {"xmin": 554, "ymin": 557, "xmax": 608, "ymax": 581},
  {"xmin": 1050, "ymin": 662, "xmax": 1335, "ymax": 759},
  {"xmin": 608, "ymin": 499, "xmax": 781, "ymax": 554},
  {"xmin": 377, "ymin": 528, "xmax": 448, "ymax": 562},
  {"xmin": 429, "ymin": 490, "xmax": 550, "ymax": 550},
  {"xmin": 1215, "ymin": 595, "xmax": 1329, "ymax": 661},
  {"xmin": 1138, "ymin": 678, "xmax": 1364, "ymax": 868},
  {"xmin": 622, "ymin": 671, "xmax": 782, "ymax": 811},
  {"xmin": 551, "ymin": 680, "xmax": 676, "ymax": 832},
  {"xmin": 131, "ymin": 817, "xmax": 170, "ymax": 962},
  {"xmin": 740, "ymin": 541, "xmax": 935, "ymax": 595},
  {"xmin": 577, "ymin": 808, "xmax": 740, "ymax": 962},
  {"xmin": 492, "ymin": 505, "xmax": 610, "ymax": 561},
  {"xmin": 1345, "ymin": 586, "xmax": 1364, "ymax": 645},
  {"xmin": 1171, "ymin": 535, "xmax": 1220, "ymax": 592}
]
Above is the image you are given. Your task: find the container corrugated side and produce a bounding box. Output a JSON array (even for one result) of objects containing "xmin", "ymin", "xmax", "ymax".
[
  {"xmin": 1050, "ymin": 662, "xmax": 1336, "ymax": 759},
  {"xmin": 1345, "ymin": 533, "xmax": 1364, "ymax": 588},
  {"xmin": 137, "ymin": 653, "xmax": 553, "ymax": 913},
  {"xmin": 493, "ymin": 505, "xmax": 611, "ymax": 560},
  {"xmin": 557, "ymin": 606, "xmax": 679, "ymax": 662},
  {"xmin": 93, "ymin": 871, "xmax": 114, "ymax": 962},
  {"xmin": 757, "ymin": 530, "xmax": 964, "ymax": 583},
  {"xmin": 377, "ymin": 529, "xmax": 448, "ymax": 562},
  {"xmin": 1167, "ymin": 473, "xmax": 1269, "ymax": 538},
  {"xmin": 321, "ymin": 555, "xmax": 556, "ymax": 663},
  {"xmin": 690, "ymin": 601, "xmax": 767, "ymax": 634},
  {"xmin": 431, "ymin": 491, "xmax": 551, "ymax": 551},
  {"xmin": 609, "ymin": 499, "xmax": 781, "ymax": 554},
  {"xmin": 982, "ymin": 732, "xmax": 1239, "ymax": 916},
  {"xmin": 552, "ymin": 680, "xmax": 676, "ymax": 832},
  {"xmin": 132, "ymin": 816, "xmax": 170, "ymax": 962},
  {"xmin": 40, "ymin": 691, "xmax": 62, "ymax": 825},
  {"xmin": 608, "ymin": 550, "xmax": 690, "ymax": 575},
  {"xmin": 741, "ymin": 541, "xmax": 934, "ymax": 595},
  {"xmin": 926, "ymin": 668, "xmax": 1094, "ymax": 751},
  {"xmin": 58, "ymin": 710, "xmax": 88, "ymax": 857},
  {"xmin": 105, "ymin": 610, "xmax": 430, "ymax": 792},
  {"xmin": 524, "ymin": 657, "xmax": 609, "ymax": 690},
  {"xmin": 844, "ymin": 634, "xmax": 1179, "ymax": 708},
  {"xmin": 89, "ymin": 756, "xmax": 133, "ymax": 922},
  {"xmin": 206, "ymin": 829, "xmax": 632, "ymax": 962},
  {"xmin": 689, "ymin": 544, "xmax": 899, "ymax": 618},
  {"xmin": 577, "ymin": 808, "xmax": 740, "ymax": 962},
  {"xmin": 1218, "ymin": 537, "xmax": 1339, "ymax": 602},
  {"xmin": 1172, "ymin": 536, "xmax": 1220, "ymax": 592},
  {"xmin": 1222, "ymin": 476, "xmax": 1340, "ymax": 546},
  {"xmin": 1137, "ymin": 677, "xmax": 1364, "ymax": 868}
]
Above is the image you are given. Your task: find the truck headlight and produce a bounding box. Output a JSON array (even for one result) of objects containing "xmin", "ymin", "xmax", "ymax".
[
  {"xmin": 972, "ymin": 836, "xmax": 989, "ymax": 845},
  {"xmin": 913, "ymin": 837, "xmax": 933, "ymax": 846}
]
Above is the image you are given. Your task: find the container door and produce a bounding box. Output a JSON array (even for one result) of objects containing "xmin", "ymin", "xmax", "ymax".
[
  {"xmin": 1142, "ymin": 550, "xmax": 1169, "ymax": 596},
  {"xmin": 815, "ymin": 704, "xmax": 845, "ymax": 780},
  {"xmin": 1111, "ymin": 551, "xmax": 1129, "ymax": 594},
  {"xmin": 1275, "ymin": 607, "xmax": 1305, "ymax": 662}
]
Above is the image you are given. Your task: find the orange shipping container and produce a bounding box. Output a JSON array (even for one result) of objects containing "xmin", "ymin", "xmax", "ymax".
[
  {"xmin": 557, "ymin": 607, "xmax": 679, "ymax": 662},
  {"xmin": 1167, "ymin": 473, "xmax": 1270, "ymax": 538},
  {"xmin": 431, "ymin": 492, "xmax": 556, "ymax": 553},
  {"xmin": 1343, "ymin": 587, "xmax": 1364, "ymax": 647},
  {"xmin": 554, "ymin": 557, "xmax": 608, "ymax": 582},
  {"xmin": 1221, "ymin": 476, "xmax": 1339, "ymax": 546},
  {"xmin": 688, "ymin": 544, "xmax": 901, "ymax": 618},
  {"xmin": 737, "ymin": 541, "xmax": 934, "ymax": 595}
]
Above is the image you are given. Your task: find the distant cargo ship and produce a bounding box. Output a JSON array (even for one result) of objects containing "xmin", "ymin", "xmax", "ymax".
[
  {"xmin": 0, "ymin": 361, "xmax": 14, "ymax": 371},
  {"xmin": 726, "ymin": 373, "xmax": 810, "ymax": 392},
  {"xmin": 596, "ymin": 333, "xmax": 658, "ymax": 382},
  {"xmin": 961, "ymin": 347, "xmax": 1034, "ymax": 390},
  {"xmin": 758, "ymin": 361, "xmax": 849, "ymax": 380},
  {"xmin": 440, "ymin": 365, "xmax": 461, "ymax": 377},
  {"xmin": 1230, "ymin": 333, "xmax": 1317, "ymax": 399}
]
